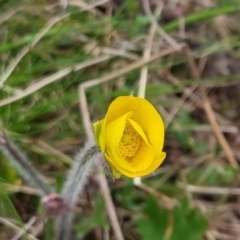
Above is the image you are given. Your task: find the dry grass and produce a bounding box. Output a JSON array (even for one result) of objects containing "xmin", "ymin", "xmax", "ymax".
[{"xmin": 1, "ymin": 0, "xmax": 240, "ymax": 239}]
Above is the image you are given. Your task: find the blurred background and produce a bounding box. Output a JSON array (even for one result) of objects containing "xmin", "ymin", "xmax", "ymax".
[{"xmin": 1, "ymin": 0, "xmax": 240, "ymax": 239}]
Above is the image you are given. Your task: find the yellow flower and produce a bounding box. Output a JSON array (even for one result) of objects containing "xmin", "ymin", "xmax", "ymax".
[{"xmin": 93, "ymin": 96, "xmax": 166, "ymax": 178}]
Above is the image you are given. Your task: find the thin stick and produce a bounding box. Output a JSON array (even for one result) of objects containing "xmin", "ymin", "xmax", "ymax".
[
  {"xmin": 0, "ymin": 55, "xmax": 111, "ymax": 107},
  {"xmin": 135, "ymin": 0, "xmax": 162, "ymax": 186},
  {"xmin": 80, "ymin": 0, "xmax": 110, "ymax": 11},
  {"xmin": 30, "ymin": 140, "xmax": 72, "ymax": 164},
  {"xmin": 170, "ymin": 124, "xmax": 238, "ymax": 134},
  {"xmin": 165, "ymin": 73, "xmax": 233, "ymax": 129},
  {"xmin": 179, "ymin": 183, "xmax": 240, "ymax": 196},
  {"xmin": 68, "ymin": 0, "xmax": 105, "ymax": 16},
  {"xmin": 164, "ymin": 79, "xmax": 198, "ymax": 128},
  {"xmin": 0, "ymin": 13, "xmax": 70, "ymax": 87},
  {"xmin": 80, "ymin": 44, "xmax": 186, "ymax": 91},
  {"xmin": 59, "ymin": 0, "xmax": 68, "ymax": 9},
  {"xmin": 141, "ymin": 0, "xmax": 182, "ymax": 51},
  {"xmin": 202, "ymin": 95, "xmax": 238, "ymax": 167},
  {"xmin": 184, "ymin": 46, "xmax": 238, "ymax": 168},
  {"xmin": 0, "ymin": 182, "xmax": 40, "ymax": 195},
  {"xmin": 11, "ymin": 216, "xmax": 37, "ymax": 240},
  {"xmin": 0, "ymin": 7, "xmax": 23, "ymax": 25},
  {"xmin": 138, "ymin": 1, "xmax": 162, "ymax": 98},
  {"xmin": 0, "ymin": 217, "xmax": 38, "ymax": 240}
]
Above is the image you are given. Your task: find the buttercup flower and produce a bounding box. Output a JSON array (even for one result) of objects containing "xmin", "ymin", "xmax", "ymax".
[{"xmin": 93, "ymin": 96, "xmax": 166, "ymax": 178}]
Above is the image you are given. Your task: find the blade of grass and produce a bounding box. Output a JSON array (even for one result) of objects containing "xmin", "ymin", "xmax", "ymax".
[{"xmin": 164, "ymin": 5, "xmax": 240, "ymax": 32}]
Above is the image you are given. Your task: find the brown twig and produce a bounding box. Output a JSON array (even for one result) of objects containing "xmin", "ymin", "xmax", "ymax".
[
  {"xmin": 11, "ymin": 216, "xmax": 37, "ymax": 240},
  {"xmin": 183, "ymin": 45, "xmax": 238, "ymax": 168},
  {"xmin": 79, "ymin": 43, "xmax": 186, "ymax": 93},
  {"xmin": 178, "ymin": 183, "xmax": 240, "ymax": 196},
  {"xmin": 202, "ymin": 96, "xmax": 238, "ymax": 167},
  {"xmin": 0, "ymin": 7, "xmax": 23, "ymax": 25},
  {"xmin": 0, "ymin": 217, "xmax": 38, "ymax": 240},
  {"xmin": 141, "ymin": 0, "xmax": 182, "ymax": 51}
]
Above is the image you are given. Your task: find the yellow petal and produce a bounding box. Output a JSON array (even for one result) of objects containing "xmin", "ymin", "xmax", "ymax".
[
  {"xmin": 105, "ymin": 96, "xmax": 164, "ymax": 155},
  {"xmin": 104, "ymin": 112, "xmax": 135, "ymax": 172},
  {"xmin": 93, "ymin": 95, "xmax": 166, "ymax": 179},
  {"xmin": 105, "ymin": 152, "xmax": 166, "ymax": 178},
  {"xmin": 105, "ymin": 153, "xmax": 136, "ymax": 177},
  {"xmin": 128, "ymin": 119, "xmax": 156, "ymax": 171},
  {"xmin": 140, "ymin": 152, "xmax": 166, "ymax": 176}
]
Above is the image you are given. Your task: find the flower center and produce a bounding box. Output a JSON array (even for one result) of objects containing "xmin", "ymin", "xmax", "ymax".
[{"xmin": 118, "ymin": 121, "xmax": 141, "ymax": 158}]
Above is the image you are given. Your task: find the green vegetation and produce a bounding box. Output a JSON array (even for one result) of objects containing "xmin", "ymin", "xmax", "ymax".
[{"xmin": 1, "ymin": 0, "xmax": 240, "ymax": 239}]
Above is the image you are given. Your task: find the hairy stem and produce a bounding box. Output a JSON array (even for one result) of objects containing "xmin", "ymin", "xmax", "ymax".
[
  {"xmin": 55, "ymin": 142, "xmax": 100, "ymax": 240},
  {"xmin": 0, "ymin": 131, "xmax": 53, "ymax": 196}
]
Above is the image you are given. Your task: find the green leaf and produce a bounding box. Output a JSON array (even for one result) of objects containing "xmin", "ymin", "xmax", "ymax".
[
  {"xmin": 135, "ymin": 196, "xmax": 208, "ymax": 240},
  {"xmin": 75, "ymin": 196, "xmax": 109, "ymax": 238},
  {"xmin": 135, "ymin": 196, "xmax": 168, "ymax": 240},
  {"xmin": 0, "ymin": 158, "xmax": 20, "ymax": 184}
]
